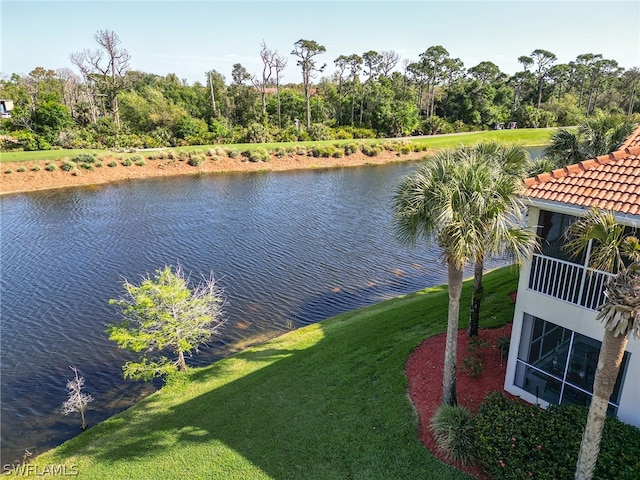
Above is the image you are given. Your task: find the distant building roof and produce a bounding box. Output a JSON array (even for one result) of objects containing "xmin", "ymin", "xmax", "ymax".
[{"xmin": 524, "ymin": 125, "xmax": 640, "ymax": 216}]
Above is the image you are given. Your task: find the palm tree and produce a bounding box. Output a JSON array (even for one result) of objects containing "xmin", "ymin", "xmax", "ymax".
[
  {"xmin": 460, "ymin": 142, "xmax": 534, "ymax": 337},
  {"xmin": 544, "ymin": 128, "xmax": 585, "ymax": 166},
  {"xmin": 579, "ymin": 115, "xmax": 636, "ymax": 159},
  {"xmin": 564, "ymin": 209, "xmax": 640, "ymax": 480},
  {"xmin": 392, "ymin": 148, "xmax": 535, "ymax": 404},
  {"xmin": 544, "ymin": 115, "xmax": 637, "ymax": 169}
]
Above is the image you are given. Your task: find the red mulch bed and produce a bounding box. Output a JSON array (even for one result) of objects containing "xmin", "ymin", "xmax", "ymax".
[{"xmin": 406, "ymin": 324, "xmax": 513, "ymax": 479}]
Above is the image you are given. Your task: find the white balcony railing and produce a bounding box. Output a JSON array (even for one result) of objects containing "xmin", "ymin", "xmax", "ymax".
[{"xmin": 528, "ymin": 254, "xmax": 614, "ymax": 310}]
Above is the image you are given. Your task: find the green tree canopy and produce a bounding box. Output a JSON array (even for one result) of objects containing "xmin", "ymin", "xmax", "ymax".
[{"xmin": 108, "ymin": 266, "xmax": 226, "ymax": 381}]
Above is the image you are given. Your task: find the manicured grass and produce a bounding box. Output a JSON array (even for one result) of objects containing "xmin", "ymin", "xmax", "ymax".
[
  {"xmin": 0, "ymin": 129, "xmax": 555, "ymax": 163},
  {"xmin": 15, "ymin": 267, "xmax": 519, "ymax": 479},
  {"xmin": 0, "ymin": 149, "xmax": 107, "ymax": 163},
  {"xmin": 411, "ymin": 127, "xmax": 556, "ymax": 148}
]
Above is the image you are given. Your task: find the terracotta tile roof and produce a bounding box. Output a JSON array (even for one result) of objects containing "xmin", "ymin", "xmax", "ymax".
[{"xmin": 524, "ymin": 125, "xmax": 640, "ymax": 216}]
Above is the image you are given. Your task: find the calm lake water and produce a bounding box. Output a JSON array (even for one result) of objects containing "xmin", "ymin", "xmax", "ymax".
[{"xmin": 0, "ymin": 156, "xmax": 528, "ymax": 463}]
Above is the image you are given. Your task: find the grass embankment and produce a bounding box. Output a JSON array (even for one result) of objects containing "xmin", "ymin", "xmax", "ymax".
[
  {"xmin": 0, "ymin": 128, "xmax": 555, "ymax": 163},
  {"xmin": 14, "ymin": 267, "xmax": 519, "ymax": 479}
]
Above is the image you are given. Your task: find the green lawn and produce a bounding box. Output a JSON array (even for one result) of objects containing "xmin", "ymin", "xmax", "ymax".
[
  {"xmin": 14, "ymin": 266, "xmax": 519, "ymax": 479},
  {"xmin": 0, "ymin": 128, "xmax": 555, "ymax": 163}
]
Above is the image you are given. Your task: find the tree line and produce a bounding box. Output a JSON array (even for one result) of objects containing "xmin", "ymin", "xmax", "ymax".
[{"xmin": 1, "ymin": 29, "xmax": 639, "ymax": 151}]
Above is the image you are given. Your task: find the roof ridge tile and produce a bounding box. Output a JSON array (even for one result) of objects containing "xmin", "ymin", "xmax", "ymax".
[{"xmin": 524, "ymin": 124, "xmax": 640, "ymax": 217}]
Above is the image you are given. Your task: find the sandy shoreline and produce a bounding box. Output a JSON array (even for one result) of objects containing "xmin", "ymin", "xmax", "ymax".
[{"xmin": 0, "ymin": 149, "xmax": 429, "ymax": 196}]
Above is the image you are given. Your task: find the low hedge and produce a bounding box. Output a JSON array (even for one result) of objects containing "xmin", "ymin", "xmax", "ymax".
[{"xmin": 475, "ymin": 392, "xmax": 640, "ymax": 480}]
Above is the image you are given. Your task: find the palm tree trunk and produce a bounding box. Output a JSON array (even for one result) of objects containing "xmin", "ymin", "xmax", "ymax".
[
  {"xmin": 177, "ymin": 350, "xmax": 187, "ymax": 372},
  {"xmin": 468, "ymin": 259, "xmax": 484, "ymax": 337},
  {"xmin": 442, "ymin": 262, "xmax": 463, "ymax": 405},
  {"xmin": 574, "ymin": 331, "xmax": 628, "ymax": 480}
]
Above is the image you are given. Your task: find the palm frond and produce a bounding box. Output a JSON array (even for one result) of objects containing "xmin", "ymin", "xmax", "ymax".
[
  {"xmin": 564, "ymin": 208, "xmax": 626, "ymax": 273},
  {"xmin": 392, "ymin": 143, "xmax": 536, "ymax": 270}
]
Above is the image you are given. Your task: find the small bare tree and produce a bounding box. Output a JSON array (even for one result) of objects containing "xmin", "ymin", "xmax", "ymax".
[
  {"xmin": 61, "ymin": 366, "xmax": 93, "ymax": 430},
  {"xmin": 251, "ymin": 41, "xmax": 276, "ymax": 121},
  {"xmin": 273, "ymin": 52, "xmax": 288, "ymax": 128},
  {"xmin": 379, "ymin": 50, "xmax": 400, "ymax": 77}
]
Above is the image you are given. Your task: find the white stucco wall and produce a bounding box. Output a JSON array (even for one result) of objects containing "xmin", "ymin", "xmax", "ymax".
[{"xmin": 504, "ymin": 206, "xmax": 640, "ymax": 427}]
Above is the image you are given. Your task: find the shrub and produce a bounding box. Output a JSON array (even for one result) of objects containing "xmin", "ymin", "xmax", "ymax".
[
  {"xmin": 80, "ymin": 163, "xmax": 94, "ymax": 171},
  {"xmin": 343, "ymin": 142, "xmax": 359, "ymax": 156},
  {"xmin": 60, "ymin": 161, "xmax": 75, "ymax": 171},
  {"xmin": 187, "ymin": 155, "xmax": 205, "ymax": 166},
  {"xmin": 247, "ymin": 123, "xmax": 273, "ymax": 143},
  {"xmin": 32, "ymin": 165, "xmax": 41, "ymax": 172},
  {"xmin": 95, "ymin": 161, "xmax": 103, "ymax": 168},
  {"xmin": 334, "ymin": 128, "xmax": 354, "ymax": 139},
  {"xmin": 16, "ymin": 166, "xmax": 26, "ymax": 172},
  {"xmin": 497, "ymin": 336, "xmax": 510, "ymax": 357},
  {"xmin": 272, "ymin": 125, "xmax": 301, "ymax": 143},
  {"xmin": 337, "ymin": 126, "xmax": 376, "ymax": 139},
  {"xmin": 430, "ymin": 404, "xmax": 475, "ymax": 466},
  {"xmin": 452, "ymin": 120, "xmax": 469, "ymax": 133},
  {"xmin": 361, "ymin": 143, "xmax": 383, "ymax": 157},
  {"xmin": 4, "ymin": 169, "xmax": 12, "ymax": 174},
  {"xmin": 107, "ymin": 161, "xmax": 118, "ymax": 168},
  {"xmin": 382, "ymin": 141, "xmax": 395, "ymax": 151},
  {"xmin": 331, "ymin": 147, "xmax": 344, "ymax": 158},
  {"xmin": 45, "ymin": 164, "xmax": 56, "ymax": 172},
  {"xmin": 474, "ymin": 392, "xmax": 640, "ymax": 480},
  {"xmin": 310, "ymin": 146, "xmax": 330, "ymax": 158},
  {"xmin": 307, "ymin": 123, "xmax": 333, "ymax": 141},
  {"xmin": 243, "ymin": 148, "xmax": 270, "ymax": 163},
  {"xmin": 462, "ymin": 355, "xmax": 483, "ymax": 378},
  {"xmin": 71, "ymin": 153, "xmax": 96, "ymax": 164},
  {"xmin": 227, "ymin": 148, "xmax": 240, "ymax": 159},
  {"xmin": 273, "ymin": 147, "xmax": 287, "ymax": 158},
  {"xmin": 420, "ymin": 116, "xmax": 451, "ymax": 135},
  {"xmin": 121, "ymin": 159, "xmax": 133, "ymax": 167},
  {"xmin": 468, "ymin": 335, "xmax": 491, "ymax": 349},
  {"xmin": 399, "ymin": 144, "xmax": 413, "ymax": 154}
]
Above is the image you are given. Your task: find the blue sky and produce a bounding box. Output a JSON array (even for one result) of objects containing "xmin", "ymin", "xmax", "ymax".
[{"xmin": 2, "ymin": 1, "xmax": 638, "ymax": 85}]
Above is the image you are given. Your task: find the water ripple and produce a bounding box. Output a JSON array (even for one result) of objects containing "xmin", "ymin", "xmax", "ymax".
[{"xmin": 1, "ymin": 161, "xmax": 512, "ymax": 463}]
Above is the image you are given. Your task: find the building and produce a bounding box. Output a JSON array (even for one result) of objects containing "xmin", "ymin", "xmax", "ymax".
[
  {"xmin": 504, "ymin": 126, "xmax": 640, "ymax": 427},
  {"xmin": 0, "ymin": 99, "xmax": 14, "ymax": 118}
]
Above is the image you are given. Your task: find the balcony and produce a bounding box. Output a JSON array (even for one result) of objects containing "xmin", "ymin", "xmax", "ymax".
[{"xmin": 528, "ymin": 253, "xmax": 614, "ymax": 311}]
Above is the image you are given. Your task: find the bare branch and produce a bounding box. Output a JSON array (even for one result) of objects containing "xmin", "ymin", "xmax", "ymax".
[{"xmin": 61, "ymin": 366, "xmax": 93, "ymax": 430}]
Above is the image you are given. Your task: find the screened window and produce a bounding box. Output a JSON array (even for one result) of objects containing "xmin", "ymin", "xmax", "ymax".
[{"xmin": 514, "ymin": 314, "xmax": 629, "ymax": 415}]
